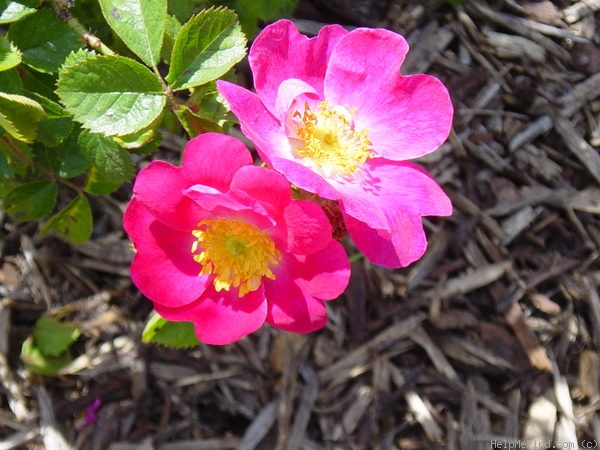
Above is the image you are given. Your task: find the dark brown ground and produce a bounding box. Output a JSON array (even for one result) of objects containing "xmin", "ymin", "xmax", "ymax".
[{"xmin": 1, "ymin": 0, "xmax": 600, "ymax": 449}]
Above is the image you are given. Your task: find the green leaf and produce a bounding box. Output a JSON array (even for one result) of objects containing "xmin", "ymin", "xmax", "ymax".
[
  {"xmin": 57, "ymin": 55, "xmax": 166, "ymax": 136},
  {"xmin": 223, "ymin": 0, "xmax": 298, "ymax": 38},
  {"xmin": 78, "ymin": 130, "xmax": 134, "ymax": 182},
  {"xmin": 0, "ymin": 135, "xmax": 32, "ymax": 176},
  {"xmin": 0, "ymin": 92, "xmax": 45, "ymax": 143},
  {"xmin": 40, "ymin": 195, "xmax": 93, "ymax": 244},
  {"xmin": 4, "ymin": 180, "xmax": 57, "ymax": 221},
  {"xmin": 83, "ymin": 165, "xmax": 123, "ymax": 195},
  {"xmin": 142, "ymin": 312, "xmax": 199, "ymax": 349},
  {"xmin": 32, "ymin": 315, "xmax": 81, "ymax": 357},
  {"xmin": 0, "ymin": 36, "xmax": 21, "ymax": 71},
  {"xmin": 0, "ymin": 69, "xmax": 23, "ymax": 94},
  {"xmin": 166, "ymin": 7, "xmax": 246, "ymax": 91},
  {"xmin": 7, "ymin": 9, "xmax": 82, "ymax": 73},
  {"xmin": 168, "ymin": 0, "xmax": 206, "ymax": 23},
  {"xmin": 43, "ymin": 133, "xmax": 91, "ymax": 178},
  {"xmin": 21, "ymin": 336, "xmax": 72, "ymax": 377},
  {"xmin": 161, "ymin": 14, "xmax": 182, "ymax": 63},
  {"xmin": 31, "ymin": 93, "xmax": 73, "ymax": 147},
  {"xmin": 0, "ymin": 0, "xmax": 37, "ymax": 24},
  {"xmin": 98, "ymin": 0, "xmax": 167, "ymax": 67},
  {"xmin": 174, "ymin": 104, "xmax": 223, "ymax": 137},
  {"xmin": 187, "ymin": 80, "xmax": 234, "ymax": 127}
]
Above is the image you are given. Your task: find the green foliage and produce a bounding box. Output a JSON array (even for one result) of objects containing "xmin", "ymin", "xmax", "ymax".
[
  {"xmin": 0, "ymin": 0, "xmax": 38, "ymax": 24},
  {"xmin": 0, "ymin": 92, "xmax": 45, "ymax": 143},
  {"xmin": 0, "ymin": 1, "xmax": 293, "ymax": 254},
  {"xmin": 98, "ymin": 0, "xmax": 167, "ymax": 67},
  {"xmin": 7, "ymin": 9, "xmax": 83, "ymax": 73},
  {"xmin": 142, "ymin": 312, "xmax": 200, "ymax": 348},
  {"xmin": 166, "ymin": 7, "xmax": 246, "ymax": 91},
  {"xmin": 218, "ymin": 0, "xmax": 297, "ymax": 37},
  {"xmin": 57, "ymin": 55, "xmax": 166, "ymax": 136},
  {"xmin": 4, "ymin": 180, "xmax": 57, "ymax": 221},
  {"xmin": 0, "ymin": 37, "xmax": 21, "ymax": 71},
  {"xmin": 21, "ymin": 315, "xmax": 81, "ymax": 376},
  {"xmin": 40, "ymin": 195, "xmax": 92, "ymax": 243}
]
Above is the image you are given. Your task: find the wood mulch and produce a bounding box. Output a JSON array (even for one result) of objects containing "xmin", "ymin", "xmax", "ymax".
[{"xmin": 1, "ymin": 0, "xmax": 600, "ymax": 448}]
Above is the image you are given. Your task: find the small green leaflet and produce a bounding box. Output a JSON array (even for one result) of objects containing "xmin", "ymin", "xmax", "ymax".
[
  {"xmin": 142, "ymin": 312, "xmax": 199, "ymax": 349},
  {"xmin": 40, "ymin": 195, "xmax": 93, "ymax": 244},
  {"xmin": 7, "ymin": 9, "xmax": 83, "ymax": 73},
  {"xmin": 57, "ymin": 55, "xmax": 166, "ymax": 136},
  {"xmin": 0, "ymin": 0, "xmax": 37, "ymax": 24},
  {"xmin": 21, "ymin": 336, "xmax": 73, "ymax": 377},
  {"xmin": 0, "ymin": 36, "xmax": 21, "ymax": 71},
  {"xmin": 33, "ymin": 316, "xmax": 81, "ymax": 357},
  {"xmin": 98, "ymin": 0, "xmax": 167, "ymax": 67},
  {"xmin": 4, "ymin": 180, "xmax": 57, "ymax": 221},
  {"xmin": 0, "ymin": 92, "xmax": 45, "ymax": 143},
  {"xmin": 166, "ymin": 7, "xmax": 246, "ymax": 91},
  {"xmin": 21, "ymin": 315, "xmax": 81, "ymax": 376}
]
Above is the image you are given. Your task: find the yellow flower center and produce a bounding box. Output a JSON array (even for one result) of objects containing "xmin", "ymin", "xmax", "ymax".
[
  {"xmin": 293, "ymin": 101, "xmax": 372, "ymax": 177},
  {"xmin": 191, "ymin": 218, "xmax": 281, "ymax": 297}
]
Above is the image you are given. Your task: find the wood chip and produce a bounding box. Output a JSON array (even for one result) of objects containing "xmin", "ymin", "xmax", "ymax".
[
  {"xmin": 236, "ymin": 402, "xmax": 276, "ymax": 450},
  {"xmin": 523, "ymin": 392, "xmax": 557, "ymax": 444},
  {"xmin": 554, "ymin": 116, "xmax": 600, "ymax": 185},
  {"xmin": 504, "ymin": 302, "xmax": 552, "ymax": 372}
]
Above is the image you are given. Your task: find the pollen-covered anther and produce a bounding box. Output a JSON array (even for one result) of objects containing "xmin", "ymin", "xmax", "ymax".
[
  {"xmin": 293, "ymin": 101, "xmax": 372, "ymax": 177},
  {"xmin": 191, "ymin": 218, "xmax": 281, "ymax": 297}
]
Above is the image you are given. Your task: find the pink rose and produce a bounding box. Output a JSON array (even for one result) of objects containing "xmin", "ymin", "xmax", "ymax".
[
  {"xmin": 218, "ymin": 20, "xmax": 453, "ymax": 267},
  {"xmin": 124, "ymin": 133, "xmax": 350, "ymax": 345}
]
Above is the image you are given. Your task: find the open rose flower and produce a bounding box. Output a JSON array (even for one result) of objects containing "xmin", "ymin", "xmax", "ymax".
[
  {"xmin": 218, "ymin": 20, "xmax": 453, "ymax": 267},
  {"xmin": 124, "ymin": 133, "xmax": 350, "ymax": 345}
]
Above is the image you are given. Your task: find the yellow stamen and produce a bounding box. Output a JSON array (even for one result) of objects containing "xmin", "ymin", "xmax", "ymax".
[
  {"xmin": 293, "ymin": 101, "xmax": 372, "ymax": 177},
  {"xmin": 191, "ymin": 218, "xmax": 281, "ymax": 297}
]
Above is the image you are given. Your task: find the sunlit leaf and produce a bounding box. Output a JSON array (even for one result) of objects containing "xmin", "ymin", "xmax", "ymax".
[
  {"xmin": 98, "ymin": 0, "xmax": 167, "ymax": 66},
  {"xmin": 0, "ymin": 36, "xmax": 21, "ymax": 71},
  {"xmin": 32, "ymin": 315, "xmax": 81, "ymax": 357},
  {"xmin": 142, "ymin": 312, "xmax": 199, "ymax": 349},
  {"xmin": 57, "ymin": 55, "xmax": 166, "ymax": 136},
  {"xmin": 0, "ymin": 92, "xmax": 45, "ymax": 143},
  {"xmin": 166, "ymin": 7, "xmax": 246, "ymax": 91}
]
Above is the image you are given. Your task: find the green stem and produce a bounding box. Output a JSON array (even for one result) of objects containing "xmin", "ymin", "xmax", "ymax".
[{"xmin": 51, "ymin": 1, "xmax": 115, "ymax": 56}]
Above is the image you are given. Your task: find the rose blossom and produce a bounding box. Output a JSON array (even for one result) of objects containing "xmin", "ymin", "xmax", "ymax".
[
  {"xmin": 124, "ymin": 133, "xmax": 350, "ymax": 345},
  {"xmin": 217, "ymin": 20, "xmax": 453, "ymax": 267}
]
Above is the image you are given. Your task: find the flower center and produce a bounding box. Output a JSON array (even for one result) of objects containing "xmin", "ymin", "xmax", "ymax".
[
  {"xmin": 191, "ymin": 218, "xmax": 281, "ymax": 297},
  {"xmin": 292, "ymin": 101, "xmax": 372, "ymax": 177}
]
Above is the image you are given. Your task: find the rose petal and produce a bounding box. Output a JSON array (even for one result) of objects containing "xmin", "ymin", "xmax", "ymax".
[
  {"xmin": 124, "ymin": 199, "xmax": 209, "ymax": 307},
  {"xmin": 133, "ymin": 133, "xmax": 253, "ymax": 230},
  {"xmin": 155, "ymin": 287, "xmax": 267, "ymax": 345},
  {"xmin": 265, "ymin": 241, "xmax": 349, "ymax": 332},
  {"xmin": 324, "ymin": 28, "xmax": 453, "ymax": 160},
  {"xmin": 344, "ymin": 212, "xmax": 428, "ymax": 267},
  {"xmin": 250, "ymin": 19, "xmax": 348, "ymax": 116},
  {"xmin": 283, "ymin": 200, "xmax": 332, "ymax": 255},
  {"xmin": 336, "ymin": 159, "xmax": 452, "ymax": 230}
]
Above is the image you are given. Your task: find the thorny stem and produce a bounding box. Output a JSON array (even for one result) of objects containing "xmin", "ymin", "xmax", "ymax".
[
  {"xmin": 51, "ymin": 0, "xmax": 116, "ymax": 56},
  {"xmin": 1, "ymin": 136, "xmax": 84, "ymax": 195}
]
